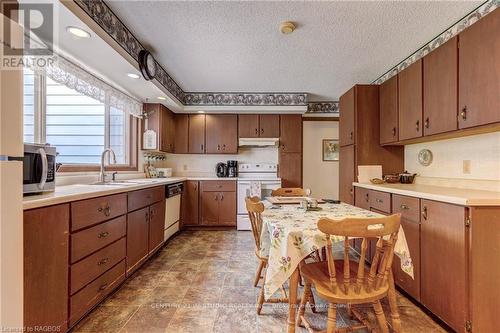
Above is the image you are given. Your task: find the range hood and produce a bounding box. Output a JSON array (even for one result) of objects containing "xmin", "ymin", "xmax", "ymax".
[{"xmin": 238, "ymin": 138, "xmax": 279, "ymax": 147}]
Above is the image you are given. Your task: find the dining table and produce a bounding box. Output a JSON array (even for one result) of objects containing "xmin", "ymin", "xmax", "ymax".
[{"xmin": 260, "ymin": 201, "xmax": 414, "ymax": 333}]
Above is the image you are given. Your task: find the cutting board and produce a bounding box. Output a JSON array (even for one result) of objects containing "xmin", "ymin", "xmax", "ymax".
[{"xmin": 265, "ymin": 197, "xmax": 325, "ymax": 205}]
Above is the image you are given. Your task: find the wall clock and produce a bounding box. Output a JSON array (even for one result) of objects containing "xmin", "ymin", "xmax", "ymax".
[{"xmin": 138, "ymin": 50, "xmax": 156, "ymax": 80}]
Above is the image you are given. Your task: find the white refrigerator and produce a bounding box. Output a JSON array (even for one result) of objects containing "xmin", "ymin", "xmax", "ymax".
[{"xmin": 0, "ymin": 10, "xmax": 24, "ymax": 330}]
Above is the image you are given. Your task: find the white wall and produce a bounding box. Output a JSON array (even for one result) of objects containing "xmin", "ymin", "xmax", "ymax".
[
  {"xmin": 405, "ymin": 131, "xmax": 500, "ymax": 191},
  {"xmin": 302, "ymin": 121, "xmax": 339, "ymax": 199},
  {"xmin": 164, "ymin": 147, "xmax": 278, "ymax": 176}
]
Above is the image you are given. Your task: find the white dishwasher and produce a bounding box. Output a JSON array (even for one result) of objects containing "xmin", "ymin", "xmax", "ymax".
[{"xmin": 164, "ymin": 182, "xmax": 183, "ymax": 241}]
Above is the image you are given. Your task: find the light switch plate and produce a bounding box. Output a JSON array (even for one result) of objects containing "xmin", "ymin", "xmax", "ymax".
[{"xmin": 463, "ymin": 160, "xmax": 471, "ymax": 174}]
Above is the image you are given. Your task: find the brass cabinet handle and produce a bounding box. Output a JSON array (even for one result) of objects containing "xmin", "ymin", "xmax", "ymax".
[
  {"xmin": 145, "ymin": 212, "xmax": 149, "ymax": 221},
  {"xmin": 349, "ymin": 131, "xmax": 353, "ymax": 140},
  {"xmin": 217, "ymin": 144, "xmax": 221, "ymax": 151},
  {"xmin": 97, "ymin": 231, "xmax": 109, "ymax": 238},
  {"xmin": 214, "ymin": 194, "xmax": 218, "ymax": 201},
  {"xmin": 400, "ymin": 204, "xmax": 409, "ymax": 210},
  {"xmin": 98, "ymin": 205, "xmax": 111, "ymax": 217},
  {"xmin": 261, "ymin": 128, "xmax": 264, "ymax": 134},
  {"xmin": 425, "ymin": 117, "xmax": 430, "ymax": 129},
  {"xmin": 150, "ymin": 209, "xmax": 155, "ymax": 219},
  {"xmin": 98, "ymin": 283, "xmax": 108, "ymax": 291},
  {"xmin": 421, "ymin": 206, "xmax": 428, "ymax": 220},
  {"xmin": 97, "ymin": 258, "xmax": 109, "ymax": 266},
  {"xmin": 220, "ymin": 193, "xmax": 224, "ymax": 201},
  {"xmin": 222, "ymin": 144, "xmax": 226, "ymax": 151},
  {"xmin": 365, "ymin": 193, "xmax": 369, "ymax": 202},
  {"xmin": 376, "ymin": 198, "xmax": 383, "ymax": 203},
  {"xmin": 415, "ymin": 120, "xmax": 420, "ymax": 132},
  {"xmin": 200, "ymin": 144, "xmax": 204, "ymax": 151},
  {"xmin": 460, "ymin": 106, "xmax": 467, "ymax": 120},
  {"xmin": 255, "ymin": 128, "xmax": 258, "ymax": 135},
  {"xmin": 392, "ymin": 127, "xmax": 396, "ymax": 137}
]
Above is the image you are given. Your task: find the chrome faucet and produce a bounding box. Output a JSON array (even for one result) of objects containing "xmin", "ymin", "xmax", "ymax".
[{"xmin": 99, "ymin": 148, "xmax": 117, "ymax": 183}]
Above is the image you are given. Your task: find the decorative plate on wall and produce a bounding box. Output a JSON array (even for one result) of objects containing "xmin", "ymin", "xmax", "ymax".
[{"xmin": 418, "ymin": 149, "xmax": 433, "ymax": 166}]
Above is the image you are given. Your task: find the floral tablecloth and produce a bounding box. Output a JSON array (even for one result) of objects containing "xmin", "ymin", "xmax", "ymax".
[{"xmin": 260, "ymin": 202, "xmax": 413, "ymax": 300}]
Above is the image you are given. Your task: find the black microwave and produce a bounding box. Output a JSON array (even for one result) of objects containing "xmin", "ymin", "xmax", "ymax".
[{"xmin": 23, "ymin": 143, "xmax": 56, "ymax": 194}]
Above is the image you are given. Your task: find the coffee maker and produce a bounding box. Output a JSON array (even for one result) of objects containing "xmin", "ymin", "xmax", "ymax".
[
  {"xmin": 227, "ymin": 160, "xmax": 238, "ymax": 177},
  {"xmin": 216, "ymin": 162, "xmax": 228, "ymax": 177}
]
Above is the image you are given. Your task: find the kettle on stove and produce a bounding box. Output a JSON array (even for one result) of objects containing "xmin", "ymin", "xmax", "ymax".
[{"xmin": 215, "ymin": 162, "xmax": 228, "ymax": 177}]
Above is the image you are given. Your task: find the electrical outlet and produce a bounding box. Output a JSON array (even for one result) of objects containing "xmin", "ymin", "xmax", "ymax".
[
  {"xmin": 463, "ymin": 160, "xmax": 471, "ymax": 174},
  {"xmin": 183, "ymin": 164, "xmax": 188, "ymax": 171}
]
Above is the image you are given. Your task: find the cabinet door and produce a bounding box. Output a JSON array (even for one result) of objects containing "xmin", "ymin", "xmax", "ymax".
[
  {"xmin": 218, "ymin": 191, "xmax": 236, "ymax": 226},
  {"xmin": 279, "ymin": 152, "xmax": 302, "ymax": 188},
  {"xmin": 206, "ymin": 115, "xmax": 238, "ymax": 154},
  {"xmin": 24, "ymin": 204, "xmax": 69, "ymax": 331},
  {"xmin": 354, "ymin": 187, "xmax": 370, "ymax": 210},
  {"xmin": 379, "ymin": 75, "xmax": 399, "ymax": 144},
  {"xmin": 188, "ymin": 114, "xmax": 205, "ymax": 153},
  {"xmin": 279, "ymin": 115, "xmax": 302, "ymax": 153},
  {"xmin": 421, "ymin": 200, "xmax": 466, "ymax": 332},
  {"xmin": 392, "ymin": 195, "xmax": 421, "ymax": 301},
  {"xmin": 339, "ymin": 145, "xmax": 355, "ymax": 204},
  {"xmin": 260, "ymin": 114, "xmax": 280, "ymax": 138},
  {"xmin": 159, "ymin": 106, "xmax": 174, "ymax": 153},
  {"xmin": 238, "ymin": 114, "xmax": 259, "ymax": 138},
  {"xmin": 142, "ymin": 104, "xmax": 161, "ymax": 150},
  {"xmin": 200, "ymin": 191, "xmax": 220, "ymax": 225},
  {"xmin": 398, "ymin": 59, "xmax": 423, "ymax": 141},
  {"xmin": 459, "ymin": 10, "xmax": 500, "ymax": 129},
  {"xmin": 149, "ymin": 200, "xmax": 165, "ymax": 253},
  {"xmin": 174, "ymin": 114, "xmax": 188, "ymax": 153},
  {"xmin": 126, "ymin": 207, "xmax": 150, "ymax": 273},
  {"xmin": 423, "ymin": 37, "xmax": 458, "ymax": 136},
  {"xmin": 182, "ymin": 181, "xmax": 199, "ymax": 226},
  {"xmin": 339, "ymin": 87, "xmax": 355, "ymax": 146}
]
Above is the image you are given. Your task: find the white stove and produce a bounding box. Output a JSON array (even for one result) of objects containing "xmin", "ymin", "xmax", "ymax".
[{"xmin": 237, "ymin": 163, "xmax": 281, "ymax": 230}]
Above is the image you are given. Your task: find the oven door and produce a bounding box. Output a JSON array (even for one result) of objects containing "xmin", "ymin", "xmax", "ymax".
[{"xmin": 237, "ymin": 180, "xmax": 281, "ymax": 215}]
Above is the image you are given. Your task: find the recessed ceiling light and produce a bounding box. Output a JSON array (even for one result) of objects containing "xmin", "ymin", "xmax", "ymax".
[
  {"xmin": 157, "ymin": 96, "xmax": 166, "ymax": 100},
  {"xmin": 66, "ymin": 26, "xmax": 91, "ymax": 38},
  {"xmin": 197, "ymin": 110, "xmax": 205, "ymax": 114},
  {"xmin": 127, "ymin": 73, "xmax": 140, "ymax": 79},
  {"xmin": 280, "ymin": 21, "xmax": 296, "ymax": 34}
]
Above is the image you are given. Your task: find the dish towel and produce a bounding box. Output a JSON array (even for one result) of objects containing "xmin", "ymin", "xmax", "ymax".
[{"xmin": 249, "ymin": 181, "xmax": 262, "ymax": 198}]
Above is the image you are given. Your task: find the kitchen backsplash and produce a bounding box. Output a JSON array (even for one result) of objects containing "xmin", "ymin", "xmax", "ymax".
[
  {"xmin": 405, "ymin": 131, "xmax": 500, "ymax": 191},
  {"xmin": 163, "ymin": 147, "xmax": 278, "ymax": 177}
]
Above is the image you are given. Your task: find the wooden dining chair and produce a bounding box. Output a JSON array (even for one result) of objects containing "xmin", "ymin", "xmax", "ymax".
[
  {"xmin": 245, "ymin": 197, "xmax": 288, "ymax": 314},
  {"xmin": 297, "ymin": 214, "xmax": 402, "ymax": 333},
  {"xmin": 271, "ymin": 187, "xmax": 307, "ymax": 197}
]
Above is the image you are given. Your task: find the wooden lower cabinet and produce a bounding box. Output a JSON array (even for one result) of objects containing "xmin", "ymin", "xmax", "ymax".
[
  {"xmin": 149, "ymin": 200, "xmax": 166, "ymax": 252},
  {"xmin": 339, "ymin": 145, "xmax": 355, "ymax": 204},
  {"xmin": 24, "ymin": 204, "xmax": 70, "ymax": 331},
  {"xmin": 126, "ymin": 206, "xmax": 150, "ymax": 273},
  {"xmin": 279, "ymin": 152, "xmax": 302, "ymax": 188},
  {"xmin": 420, "ymin": 199, "xmax": 467, "ymax": 333},
  {"xmin": 182, "ymin": 180, "xmax": 199, "ymax": 226},
  {"xmin": 200, "ymin": 181, "xmax": 236, "ymax": 226}
]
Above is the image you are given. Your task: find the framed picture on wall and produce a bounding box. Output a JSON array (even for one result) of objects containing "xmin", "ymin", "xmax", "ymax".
[{"xmin": 322, "ymin": 139, "xmax": 339, "ymax": 161}]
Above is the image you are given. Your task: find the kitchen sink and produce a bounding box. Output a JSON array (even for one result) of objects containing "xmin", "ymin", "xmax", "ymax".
[{"xmin": 90, "ymin": 180, "xmax": 140, "ymax": 186}]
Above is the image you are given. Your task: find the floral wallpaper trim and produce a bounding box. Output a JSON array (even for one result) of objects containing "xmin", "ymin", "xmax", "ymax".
[
  {"xmin": 307, "ymin": 101, "xmax": 339, "ymax": 113},
  {"xmin": 373, "ymin": 0, "xmax": 499, "ymax": 84},
  {"xmin": 183, "ymin": 92, "xmax": 308, "ymax": 106},
  {"xmin": 74, "ymin": 0, "xmax": 185, "ymax": 103}
]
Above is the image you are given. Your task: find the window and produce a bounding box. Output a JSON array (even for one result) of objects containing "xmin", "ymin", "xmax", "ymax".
[{"xmin": 23, "ymin": 68, "xmax": 136, "ymax": 170}]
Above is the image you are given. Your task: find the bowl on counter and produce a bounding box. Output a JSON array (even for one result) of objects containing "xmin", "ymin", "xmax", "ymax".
[{"xmin": 383, "ymin": 174, "xmax": 400, "ymax": 183}]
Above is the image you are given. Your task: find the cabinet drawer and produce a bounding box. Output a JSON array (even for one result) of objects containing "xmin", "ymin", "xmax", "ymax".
[
  {"xmin": 128, "ymin": 186, "xmax": 165, "ymax": 212},
  {"xmin": 200, "ymin": 180, "xmax": 236, "ymax": 192},
  {"xmin": 70, "ymin": 237, "xmax": 126, "ymax": 295},
  {"xmin": 392, "ymin": 194, "xmax": 420, "ymax": 224},
  {"xmin": 69, "ymin": 260, "xmax": 126, "ymax": 326},
  {"xmin": 71, "ymin": 216, "xmax": 126, "ymax": 263},
  {"xmin": 71, "ymin": 193, "xmax": 127, "ymax": 231},
  {"xmin": 369, "ymin": 190, "xmax": 391, "ymax": 214}
]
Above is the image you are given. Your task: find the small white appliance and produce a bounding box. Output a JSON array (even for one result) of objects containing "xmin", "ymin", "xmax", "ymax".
[
  {"xmin": 237, "ymin": 163, "xmax": 281, "ymax": 231},
  {"xmin": 164, "ymin": 182, "xmax": 183, "ymax": 241}
]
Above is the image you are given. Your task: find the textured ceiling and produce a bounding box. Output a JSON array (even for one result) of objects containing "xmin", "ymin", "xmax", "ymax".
[{"xmin": 107, "ymin": 0, "xmax": 481, "ymax": 101}]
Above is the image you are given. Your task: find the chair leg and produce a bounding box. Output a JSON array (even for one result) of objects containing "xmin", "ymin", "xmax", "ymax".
[
  {"xmin": 387, "ymin": 271, "xmax": 402, "ymax": 333},
  {"xmin": 296, "ymin": 281, "xmax": 311, "ymax": 327},
  {"xmin": 254, "ymin": 259, "xmax": 265, "ymax": 287},
  {"xmin": 373, "ymin": 300, "xmax": 389, "ymax": 333},
  {"xmin": 257, "ymin": 267, "xmax": 267, "ymax": 315},
  {"xmin": 327, "ymin": 303, "xmax": 337, "ymax": 333},
  {"xmin": 347, "ymin": 303, "xmax": 353, "ymax": 319}
]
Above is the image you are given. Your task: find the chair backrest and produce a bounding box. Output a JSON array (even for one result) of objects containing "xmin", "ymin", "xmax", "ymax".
[
  {"xmin": 317, "ymin": 214, "xmax": 401, "ymax": 295},
  {"xmin": 271, "ymin": 187, "xmax": 306, "ymax": 197},
  {"xmin": 245, "ymin": 197, "xmax": 265, "ymax": 254}
]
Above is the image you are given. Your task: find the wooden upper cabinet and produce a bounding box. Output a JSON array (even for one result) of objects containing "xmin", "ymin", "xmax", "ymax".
[
  {"xmin": 423, "ymin": 36, "xmax": 458, "ymax": 136},
  {"xmin": 339, "ymin": 145, "xmax": 355, "ymax": 204},
  {"xmin": 420, "ymin": 200, "xmax": 466, "ymax": 332},
  {"xmin": 142, "ymin": 104, "xmax": 175, "ymax": 153},
  {"xmin": 206, "ymin": 115, "xmax": 238, "ymax": 154},
  {"xmin": 174, "ymin": 114, "xmax": 189, "ymax": 153},
  {"xmin": 279, "ymin": 115, "xmax": 302, "ymax": 153},
  {"xmin": 238, "ymin": 114, "xmax": 260, "ymax": 138},
  {"xmin": 24, "ymin": 204, "xmax": 70, "ymax": 331},
  {"xmin": 398, "ymin": 59, "xmax": 423, "ymax": 141},
  {"xmin": 339, "ymin": 87, "xmax": 355, "ymax": 146},
  {"xmin": 459, "ymin": 9, "xmax": 500, "ymax": 129},
  {"xmin": 379, "ymin": 75, "xmax": 399, "ymax": 144},
  {"xmin": 259, "ymin": 114, "xmax": 280, "ymax": 138},
  {"xmin": 162, "ymin": 108, "xmax": 175, "ymax": 153},
  {"xmin": 188, "ymin": 114, "xmax": 205, "ymax": 154},
  {"xmin": 279, "ymin": 152, "xmax": 302, "ymax": 188}
]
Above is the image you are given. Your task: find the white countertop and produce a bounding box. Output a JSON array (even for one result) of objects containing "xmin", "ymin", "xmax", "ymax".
[
  {"xmin": 23, "ymin": 177, "xmax": 238, "ymax": 210},
  {"xmin": 353, "ymin": 182, "xmax": 500, "ymax": 206}
]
